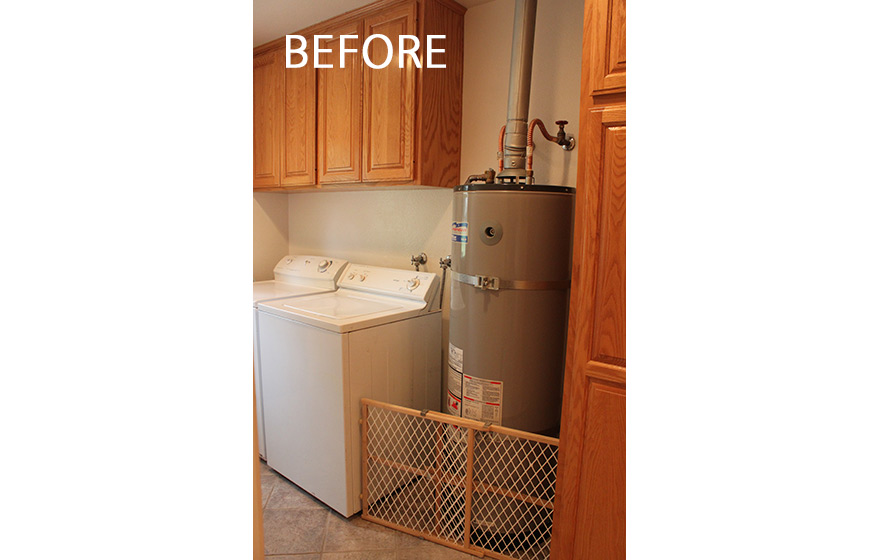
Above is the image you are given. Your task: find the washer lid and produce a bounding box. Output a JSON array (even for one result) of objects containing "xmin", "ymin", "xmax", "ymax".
[
  {"xmin": 281, "ymin": 293, "xmax": 403, "ymax": 320},
  {"xmin": 257, "ymin": 288, "xmax": 432, "ymax": 333}
]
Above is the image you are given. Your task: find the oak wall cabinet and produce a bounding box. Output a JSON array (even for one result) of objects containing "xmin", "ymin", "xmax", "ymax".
[
  {"xmin": 361, "ymin": 2, "xmax": 417, "ymax": 183},
  {"xmin": 253, "ymin": 44, "xmax": 317, "ymax": 190},
  {"xmin": 551, "ymin": 0, "xmax": 626, "ymax": 558},
  {"xmin": 253, "ymin": 49, "xmax": 284, "ymax": 188},
  {"xmin": 316, "ymin": 21, "xmax": 363, "ymax": 184},
  {"xmin": 253, "ymin": 0, "xmax": 465, "ymax": 192},
  {"xmin": 282, "ymin": 39, "xmax": 317, "ymax": 187}
]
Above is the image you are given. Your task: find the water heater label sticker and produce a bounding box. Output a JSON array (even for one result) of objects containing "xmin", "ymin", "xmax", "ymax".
[
  {"xmin": 462, "ymin": 375, "xmax": 503, "ymax": 423},
  {"xmin": 452, "ymin": 222, "xmax": 468, "ymax": 243},
  {"xmin": 448, "ymin": 343, "xmax": 463, "ymax": 372},
  {"xmin": 463, "ymin": 375, "xmax": 502, "ymax": 403},
  {"xmin": 447, "ymin": 366, "xmax": 463, "ymax": 398},
  {"xmin": 463, "ymin": 399, "xmax": 502, "ymax": 423},
  {"xmin": 446, "ymin": 391, "xmax": 462, "ymax": 416}
]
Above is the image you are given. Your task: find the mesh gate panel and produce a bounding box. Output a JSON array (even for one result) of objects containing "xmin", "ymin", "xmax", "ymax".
[
  {"xmin": 364, "ymin": 406, "xmax": 469, "ymax": 547},
  {"xmin": 362, "ymin": 399, "xmax": 559, "ymax": 560},
  {"xmin": 471, "ymin": 431, "xmax": 557, "ymax": 560}
]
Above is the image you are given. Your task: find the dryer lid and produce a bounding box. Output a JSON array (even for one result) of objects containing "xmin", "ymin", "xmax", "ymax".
[{"xmin": 253, "ymin": 281, "xmax": 328, "ymax": 304}]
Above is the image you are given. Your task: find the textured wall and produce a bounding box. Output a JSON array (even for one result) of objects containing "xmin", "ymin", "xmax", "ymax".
[
  {"xmin": 286, "ymin": 188, "xmax": 453, "ymax": 273},
  {"xmin": 254, "ymin": 192, "xmax": 289, "ymax": 281}
]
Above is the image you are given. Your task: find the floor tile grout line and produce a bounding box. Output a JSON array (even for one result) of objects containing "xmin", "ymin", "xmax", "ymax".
[
  {"xmin": 320, "ymin": 507, "xmax": 332, "ymax": 553},
  {"xmin": 262, "ymin": 482, "xmax": 276, "ymax": 508}
]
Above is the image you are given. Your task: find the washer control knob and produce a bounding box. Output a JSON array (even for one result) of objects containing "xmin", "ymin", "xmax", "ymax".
[
  {"xmin": 318, "ymin": 259, "xmax": 331, "ymax": 272},
  {"xmin": 347, "ymin": 272, "xmax": 355, "ymax": 280},
  {"xmin": 407, "ymin": 278, "xmax": 420, "ymax": 291},
  {"xmin": 359, "ymin": 274, "xmax": 367, "ymax": 282}
]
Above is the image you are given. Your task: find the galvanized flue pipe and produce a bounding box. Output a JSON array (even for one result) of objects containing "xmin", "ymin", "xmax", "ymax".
[{"xmin": 498, "ymin": 0, "xmax": 538, "ymax": 180}]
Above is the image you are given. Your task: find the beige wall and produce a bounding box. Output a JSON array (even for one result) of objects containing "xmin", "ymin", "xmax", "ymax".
[
  {"xmin": 287, "ymin": 188, "xmax": 453, "ymax": 272},
  {"xmin": 253, "ymin": 192, "xmax": 289, "ymax": 280}
]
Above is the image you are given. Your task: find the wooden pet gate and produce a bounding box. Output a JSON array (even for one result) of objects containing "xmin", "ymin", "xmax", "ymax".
[{"xmin": 361, "ymin": 399, "xmax": 559, "ymax": 560}]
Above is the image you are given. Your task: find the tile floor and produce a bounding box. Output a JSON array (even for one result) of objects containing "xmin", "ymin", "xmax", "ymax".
[{"xmin": 260, "ymin": 460, "xmax": 476, "ymax": 559}]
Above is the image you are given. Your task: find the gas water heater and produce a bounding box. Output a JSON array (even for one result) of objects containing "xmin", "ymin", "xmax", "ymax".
[{"xmin": 444, "ymin": 183, "xmax": 574, "ymax": 435}]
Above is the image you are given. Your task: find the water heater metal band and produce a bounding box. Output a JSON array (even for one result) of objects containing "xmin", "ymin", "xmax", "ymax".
[{"xmin": 452, "ymin": 271, "xmax": 570, "ymax": 292}]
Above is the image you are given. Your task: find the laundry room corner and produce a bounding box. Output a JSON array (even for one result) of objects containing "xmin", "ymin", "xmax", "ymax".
[{"xmin": 253, "ymin": 192, "xmax": 289, "ymax": 281}]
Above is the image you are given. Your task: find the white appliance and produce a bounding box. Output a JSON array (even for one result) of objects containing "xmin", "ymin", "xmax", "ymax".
[
  {"xmin": 253, "ymin": 255, "xmax": 348, "ymax": 459},
  {"xmin": 257, "ymin": 263, "xmax": 442, "ymax": 517}
]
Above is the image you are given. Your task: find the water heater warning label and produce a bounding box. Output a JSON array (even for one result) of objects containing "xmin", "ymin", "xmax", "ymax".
[
  {"xmin": 462, "ymin": 374, "xmax": 503, "ymax": 423},
  {"xmin": 448, "ymin": 343, "xmax": 463, "ymax": 372},
  {"xmin": 463, "ymin": 398, "xmax": 501, "ymax": 423},
  {"xmin": 447, "ymin": 390, "xmax": 462, "ymax": 415},
  {"xmin": 446, "ymin": 343, "xmax": 465, "ymax": 417},
  {"xmin": 448, "ymin": 366, "xmax": 462, "ymax": 398},
  {"xmin": 452, "ymin": 222, "xmax": 468, "ymax": 243}
]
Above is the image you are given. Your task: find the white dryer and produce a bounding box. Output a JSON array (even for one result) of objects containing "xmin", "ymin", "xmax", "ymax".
[
  {"xmin": 253, "ymin": 255, "xmax": 348, "ymax": 458},
  {"xmin": 256, "ymin": 264, "xmax": 442, "ymax": 517}
]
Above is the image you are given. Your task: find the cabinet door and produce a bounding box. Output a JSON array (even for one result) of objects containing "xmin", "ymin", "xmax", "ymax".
[
  {"xmin": 362, "ymin": 2, "xmax": 417, "ymax": 183},
  {"xmin": 253, "ymin": 49, "xmax": 283, "ymax": 187},
  {"xmin": 552, "ymin": 104, "xmax": 626, "ymax": 560},
  {"xmin": 572, "ymin": 379, "xmax": 626, "ymax": 559},
  {"xmin": 317, "ymin": 22, "xmax": 363, "ymax": 184},
  {"xmin": 281, "ymin": 40, "xmax": 316, "ymax": 187},
  {"xmin": 588, "ymin": 0, "xmax": 626, "ymax": 95}
]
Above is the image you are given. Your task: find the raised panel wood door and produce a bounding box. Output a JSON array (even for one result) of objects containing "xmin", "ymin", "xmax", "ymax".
[
  {"xmin": 362, "ymin": 2, "xmax": 417, "ymax": 182},
  {"xmin": 317, "ymin": 22, "xmax": 363, "ymax": 184},
  {"xmin": 589, "ymin": 0, "xmax": 625, "ymax": 95},
  {"xmin": 572, "ymin": 379, "xmax": 625, "ymax": 558},
  {"xmin": 253, "ymin": 49, "xmax": 283, "ymax": 187},
  {"xmin": 552, "ymin": 104, "xmax": 625, "ymax": 560},
  {"xmin": 584, "ymin": 105, "xmax": 625, "ymax": 376},
  {"xmin": 281, "ymin": 40, "xmax": 316, "ymax": 187}
]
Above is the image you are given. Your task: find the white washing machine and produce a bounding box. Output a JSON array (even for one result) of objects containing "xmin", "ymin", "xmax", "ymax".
[
  {"xmin": 256, "ymin": 264, "xmax": 442, "ymax": 517},
  {"xmin": 253, "ymin": 255, "xmax": 348, "ymax": 459}
]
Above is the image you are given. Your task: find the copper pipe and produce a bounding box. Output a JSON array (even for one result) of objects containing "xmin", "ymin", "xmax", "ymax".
[
  {"xmin": 498, "ymin": 125, "xmax": 506, "ymax": 171},
  {"xmin": 526, "ymin": 118, "xmax": 565, "ymax": 181},
  {"xmin": 528, "ymin": 118, "xmax": 557, "ymax": 145}
]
